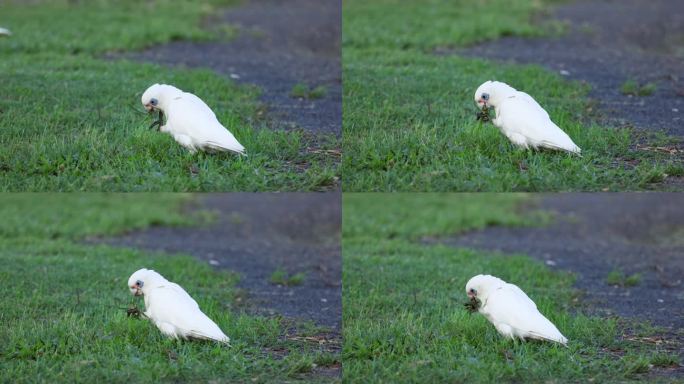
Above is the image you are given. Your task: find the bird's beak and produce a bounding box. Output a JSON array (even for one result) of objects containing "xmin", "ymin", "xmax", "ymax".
[
  {"xmin": 144, "ymin": 103, "xmax": 153, "ymax": 112},
  {"xmin": 476, "ymin": 99, "xmax": 486, "ymax": 109},
  {"xmin": 467, "ymin": 292, "xmax": 475, "ymax": 299}
]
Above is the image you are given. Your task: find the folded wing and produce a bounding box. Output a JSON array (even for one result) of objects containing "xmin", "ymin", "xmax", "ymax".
[
  {"xmin": 498, "ymin": 94, "xmax": 581, "ymax": 154},
  {"xmin": 148, "ymin": 283, "xmax": 230, "ymax": 343},
  {"xmin": 169, "ymin": 93, "xmax": 245, "ymax": 154},
  {"xmin": 487, "ymin": 285, "xmax": 567, "ymax": 345}
]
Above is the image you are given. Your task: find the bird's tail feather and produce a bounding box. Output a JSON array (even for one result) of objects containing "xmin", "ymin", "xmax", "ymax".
[
  {"xmin": 205, "ymin": 140, "xmax": 246, "ymax": 156},
  {"xmin": 527, "ymin": 330, "xmax": 568, "ymax": 346},
  {"xmin": 539, "ymin": 140, "xmax": 582, "ymax": 156},
  {"xmin": 187, "ymin": 329, "xmax": 231, "ymax": 345}
]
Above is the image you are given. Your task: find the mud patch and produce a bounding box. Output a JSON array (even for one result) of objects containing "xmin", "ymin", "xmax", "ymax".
[
  {"xmin": 114, "ymin": 0, "xmax": 341, "ymax": 134},
  {"xmin": 456, "ymin": 0, "xmax": 684, "ymax": 135}
]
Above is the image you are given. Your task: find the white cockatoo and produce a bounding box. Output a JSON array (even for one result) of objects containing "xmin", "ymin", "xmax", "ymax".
[
  {"xmin": 465, "ymin": 274, "xmax": 568, "ymax": 345},
  {"xmin": 474, "ymin": 81, "xmax": 581, "ymax": 155},
  {"xmin": 141, "ymin": 83, "xmax": 245, "ymax": 155},
  {"xmin": 127, "ymin": 268, "xmax": 230, "ymax": 344},
  {"xmin": 0, "ymin": 27, "xmax": 11, "ymax": 37}
]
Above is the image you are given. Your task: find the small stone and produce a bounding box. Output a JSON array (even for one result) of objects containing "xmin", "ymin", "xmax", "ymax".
[
  {"xmin": 672, "ymin": 108, "xmax": 679, "ymax": 113},
  {"xmin": 657, "ymin": 299, "xmax": 664, "ymax": 303},
  {"xmin": 560, "ymin": 70, "xmax": 570, "ymax": 76},
  {"xmin": 230, "ymin": 73, "xmax": 240, "ymax": 79},
  {"xmin": 209, "ymin": 259, "xmax": 220, "ymax": 266},
  {"xmin": 545, "ymin": 260, "xmax": 557, "ymax": 266},
  {"xmin": 321, "ymin": 298, "xmax": 328, "ymax": 303}
]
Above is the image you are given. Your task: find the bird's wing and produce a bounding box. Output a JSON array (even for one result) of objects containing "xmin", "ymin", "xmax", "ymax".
[
  {"xmin": 514, "ymin": 91, "xmax": 549, "ymax": 119},
  {"xmin": 497, "ymin": 95, "xmax": 581, "ymax": 154},
  {"xmin": 167, "ymin": 94, "xmax": 245, "ymax": 154},
  {"xmin": 486, "ymin": 286, "xmax": 567, "ymax": 344},
  {"xmin": 147, "ymin": 284, "xmax": 230, "ymax": 343}
]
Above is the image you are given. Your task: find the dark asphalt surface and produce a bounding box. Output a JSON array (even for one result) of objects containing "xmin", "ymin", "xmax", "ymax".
[
  {"xmin": 116, "ymin": 0, "xmax": 341, "ymax": 134},
  {"xmin": 458, "ymin": 0, "xmax": 684, "ymax": 135}
]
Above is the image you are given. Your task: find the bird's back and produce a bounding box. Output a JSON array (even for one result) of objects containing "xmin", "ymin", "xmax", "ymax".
[
  {"xmin": 167, "ymin": 93, "xmax": 245, "ymax": 154},
  {"xmin": 485, "ymin": 285, "xmax": 567, "ymax": 344},
  {"xmin": 147, "ymin": 283, "xmax": 229, "ymax": 343},
  {"xmin": 497, "ymin": 94, "xmax": 580, "ymax": 154}
]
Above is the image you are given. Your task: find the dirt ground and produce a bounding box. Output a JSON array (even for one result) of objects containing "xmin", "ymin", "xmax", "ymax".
[
  {"xmin": 98, "ymin": 193, "xmax": 341, "ymax": 331},
  {"xmin": 459, "ymin": 0, "xmax": 684, "ymax": 135},
  {"xmin": 432, "ymin": 194, "xmax": 683, "ymax": 374},
  {"xmin": 116, "ymin": 0, "xmax": 341, "ymax": 134}
]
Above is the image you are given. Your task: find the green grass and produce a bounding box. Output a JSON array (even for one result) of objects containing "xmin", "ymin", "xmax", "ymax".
[
  {"xmin": 0, "ymin": 1, "xmax": 339, "ymax": 191},
  {"xmin": 342, "ymin": 0, "xmax": 683, "ymax": 191},
  {"xmin": 606, "ymin": 269, "xmax": 642, "ymax": 287},
  {"xmin": 343, "ymin": 0, "xmax": 548, "ymax": 50},
  {"xmin": 291, "ymin": 83, "xmax": 328, "ymax": 100},
  {"xmin": 270, "ymin": 268, "xmax": 307, "ymax": 286},
  {"xmin": 343, "ymin": 193, "xmax": 680, "ymax": 382},
  {"xmin": 620, "ymin": 79, "xmax": 658, "ymax": 97},
  {"xmin": 0, "ymin": 194, "xmax": 337, "ymax": 383},
  {"xmin": 342, "ymin": 193, "xmax": 543, "ymax": 240}
]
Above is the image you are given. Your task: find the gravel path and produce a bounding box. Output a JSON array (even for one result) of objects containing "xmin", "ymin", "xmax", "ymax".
[{"xmin": 459, "ymin": 0, "xmax": 684, "ymax": 134}]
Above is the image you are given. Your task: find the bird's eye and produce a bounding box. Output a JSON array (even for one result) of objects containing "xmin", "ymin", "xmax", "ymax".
[
  {"xmin": 136, "ymin": 280, "xmax": 144, "ymax": 287},
  {"xmin": 482, "ymin": 93, "xmax": 489, "ymax": 100},
  {"xmin": 469, "ymin": 288, "xmax": 476, "ymax": 293},
  {"xmin": 150, "ymin": 98, "xmax": 158, "ymax": 105}
]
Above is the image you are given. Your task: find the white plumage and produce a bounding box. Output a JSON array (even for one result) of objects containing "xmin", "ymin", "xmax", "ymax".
[
  {"xmin": 0, "ymin": 27, "xmax": 11, "ymax": 37},
  {"xmin": 127, "ymin": 268, "xmax": 230, "ymax": 344},
  {"xmin": 474, "ymin": 80, "xmax": 581, "ymax": 155},
  {"xmin": 465, "ymin": 274, "xmax": 568, "ymax": 345},
  {"xmin": 141, "ymin": 83, "xmax": 245, "ymax": 155}
]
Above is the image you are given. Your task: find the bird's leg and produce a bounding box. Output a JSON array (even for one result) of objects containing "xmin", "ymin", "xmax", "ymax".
[{"xmin": 149, "ymin": 110, "xmax": 164, "ymax": 130}]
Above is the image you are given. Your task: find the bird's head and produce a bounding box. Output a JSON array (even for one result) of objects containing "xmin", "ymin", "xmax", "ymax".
[
  {"xmin": 474, "ymin": 80, "xmax": 517, "ymax": 110},
  {"xmin": 474, "ymin": 81, "xmax": 494, "ymax": 110},
  {"xmin": 128, "ymin": 268, "xmax": 157, "ymax": 296},
  {"xmin": 141, "ymin": 83, "xmax": 163, "ymax": 113},
  {"xmin": 465, "ymin": 274, "xmax": 505, "ymax": 303}
]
